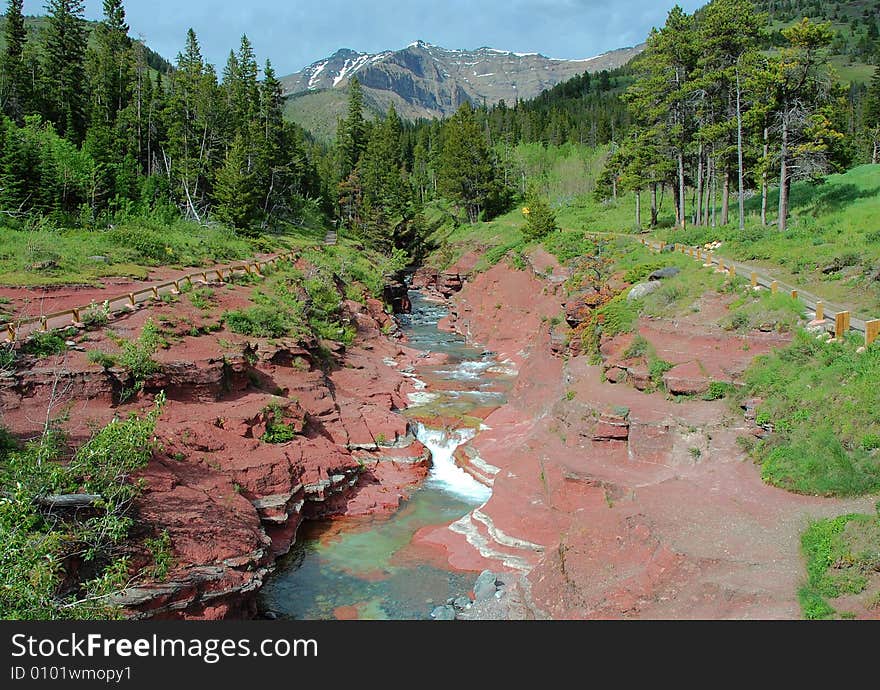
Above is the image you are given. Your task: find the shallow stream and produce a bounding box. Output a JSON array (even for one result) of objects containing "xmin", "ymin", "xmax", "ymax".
[{"xmin": 257, "ymin": 291, "xmax": 512, "ymax": 619}]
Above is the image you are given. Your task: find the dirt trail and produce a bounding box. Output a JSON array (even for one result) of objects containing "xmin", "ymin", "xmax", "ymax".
[{"xmin": 587, "ymin": 230, "xmax": 873, "ymax": 331}]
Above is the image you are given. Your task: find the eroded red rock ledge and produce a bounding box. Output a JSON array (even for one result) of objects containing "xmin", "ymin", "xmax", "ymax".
[
  {"xmin": 413, "ymin": 252, "xmax": 877, "ymax": 620},
  {"xmin": 1, "ymin": 270, "xmax": 435, "ymax": 619}
]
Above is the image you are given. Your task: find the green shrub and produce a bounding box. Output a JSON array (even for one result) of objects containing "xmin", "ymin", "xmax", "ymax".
[
  {"xmin": 648, "ymin": 358, "xmax": 674, "ymax": 387},
  {"xmin": 703, "ymin": 381, "xmax": 735, "ymax": 400},
  {"xmin": 87, "ymin": 350, "xmax": 117, "ymax": 369},
  {"xmin": 622, "ymin": 261, "xmax": 664, "ymax": 284},
  {"xmin": 119, "ymin": 319, "xmax": 161, "ymax": 381},
  {"xmin": 81, "ymin": 301, "xmax": 110, "ymax": 330},
  {"xmin": 261, "ymin": 403, "xmax": 300, "ymax": 444},
  {"xmin": 623, "ymin": 335, "xmax": 650, "ymax": 359},
  {"xmin": 744, "ymin": 330, "xmax": 880, "ymax": 496},
  {"xmin": 0, "ymin": 345, "xmax": 16, "ymax": 372},
  {"xmin": 224, "ymin": 306, "xmax": 295, "ymax": 338},
  {"xmin": 20, "ymin": 330, "xmax": 68, "ymax": 358}
]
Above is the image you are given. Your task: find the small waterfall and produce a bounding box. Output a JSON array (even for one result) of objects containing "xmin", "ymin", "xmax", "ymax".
[{"xmin": 413, "ymin": 422, "xmax": 491, "ymax": 503}]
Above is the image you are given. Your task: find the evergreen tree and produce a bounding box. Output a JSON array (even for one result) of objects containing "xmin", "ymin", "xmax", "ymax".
[
  {"xmin": 337, "ymin": 77, "xmax": 367, "ymax": 180},
  {"xmin": 213, "ymin": 133, "xmax": 259, "ymax": 231},
  {"xmin": 89, "ymin": 0, "xmax": 133, "ymax": 126},
  {"xmin": 42, "ymin": 0, "xmax": 89, "ymax": 143},
  {"xmin": 1, "ymin": 0, "xmax": 29, "ymax": 120},
  {"xmin": 437, "ymin": 102, "xmax": 496, "ymax": 223},
  {"xmin": 866, "ymin": 66, "xmax": 880, "ymax": 164},
  {"xmin": 771, "ymin": 18, "xmax": 840, "ymax": 231}
]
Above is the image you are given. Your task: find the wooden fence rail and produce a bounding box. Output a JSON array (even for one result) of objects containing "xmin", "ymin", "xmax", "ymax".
[
  {"xmin": 1, "ymin": 251, "xmax": 298, "ymax": 344},
  {"xmin": 640, "ymin": 238, "xmax": 879, "ymax": 347}
]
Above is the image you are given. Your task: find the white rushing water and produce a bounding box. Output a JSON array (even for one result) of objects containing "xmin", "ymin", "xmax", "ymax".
[{"xmin": 413, "ymin": 422, "xmax": 491, "ymax": 503}]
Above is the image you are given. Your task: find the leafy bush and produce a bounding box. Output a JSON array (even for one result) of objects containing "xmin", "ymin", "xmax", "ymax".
[
  {"xmin": 0, "ymin": 344, "xmax": 16, "ymax": 372},
  {"xmin": 261, "ymin": 402, "xmax": 301, "ymax": 444},
  {"xmin": 0, "ymin": 395, "xmax": 164, "ymax": 619},
  {"xmin": 81, "ymin": 301, "xmax": 110, "ymax": 330},
  {"xmin": 648, "ymin": 358, "xmax": 674, "ymax": 387},
  {"xmin": 87, "ymin": 349, "xmax": 117, "ymax": 369},
  {"xmin": 623, "ymin": 335, "xmax": 650, "ymax": 359},
  {"xmin": 20, "ymin": 330, "xmax": 68, "ymax": 357},
  {"xmin": 119, "ymin": 318, "xmax": 161, "ymax": 381},
  {"xmin": 798, "ymin": 512, "xmax": 880, "ymax": 619},
  {"xmin": 542, "ymin": 231, "xmax": 595, "ymax": 263},
  {"xmin": 703, "ymin": 381, "xmax": 735, "ymax": 400},
  {"xmin": 224, "ymin": 306, "xmax": 296, "ymax": 338},
  {"xmin": 623, "ymin": 261, "xmax": 664, "ymax": 284}
]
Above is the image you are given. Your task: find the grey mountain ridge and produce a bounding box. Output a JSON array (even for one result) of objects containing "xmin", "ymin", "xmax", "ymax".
[{"xmin": 280, "ymin": 40, "xmax": 644, "ymax": 120}]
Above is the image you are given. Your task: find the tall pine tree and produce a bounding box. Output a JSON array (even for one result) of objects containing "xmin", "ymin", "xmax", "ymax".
[
  {"xmin": 43, "ymin": 0, "xmax": 89, "ymax": 143},
  {"xmin": 1, "ymin": 0, "xmax": 29, "ymax": 120}
]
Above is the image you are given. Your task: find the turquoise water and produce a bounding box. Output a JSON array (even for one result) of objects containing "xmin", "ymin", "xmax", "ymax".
[{"xmin": 257, "ymin": 291, "xmax": 511, "ymax": 620}]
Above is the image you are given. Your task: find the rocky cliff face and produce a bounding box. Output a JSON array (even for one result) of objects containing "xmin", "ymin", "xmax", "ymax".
[{"xmin": 281, "ymin": 41, "xmax": 643, "ymax": 121}]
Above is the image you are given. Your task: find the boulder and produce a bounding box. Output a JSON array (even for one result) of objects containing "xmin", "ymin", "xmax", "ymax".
[
  {"xmin": 383, "ymin": 280, "xmax": 411, "ymax": 314},
  {"xmin": 662, "ymin": 361, "xmax": 710, "ymax": 396},
  {"xmin": 627, "ymin": 281, "xmax": 662, "ymax": 301},
  {"xmin": 431, "ymin": 605, "xmax": 456, "ymax": 621},
  {"xmin": 474, "ymin": 570, "xmax": 499, "ymax": 602},
  {"xmin": 648, "ymin": 266, "xmax": 680, "ymax": 281}
]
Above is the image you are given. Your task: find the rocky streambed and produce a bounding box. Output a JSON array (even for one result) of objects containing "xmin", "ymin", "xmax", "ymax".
[{"xmin": 257, "ymin": 290, "xmax": 518, "ymax": 620}]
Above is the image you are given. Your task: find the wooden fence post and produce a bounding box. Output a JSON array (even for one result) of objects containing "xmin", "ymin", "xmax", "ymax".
[
  {"xmin": 718, "ymin": 258, "xmax": 725, "ymax": 272},
  {"xmin": 72, "ymin": 308, "xmax": 81, "ymax": 325},
  {"xmin": 40, "ymin": 316, "xmax": 48, "ymax": 332},
  {"xmin": 866, "ymin": 319, "xmax": 880, "ymax": 347},
  {"xmin": 815, "ymin": 301, "xmax": 824, "ymax": 322},
  {"xmin": 790, "ymin": 289, "xmax": 798, "ymax": 300},
  {"xmin": 750, "ymin": 272, "xmax": 757, "ymax": 288},
  {"xmin": 728, "ymin": 265, "xmax": 736, "ymax": 278},
  {"xmin": 152, "ymin": 286, "xmax": 159, "ymax": 300},
  {"xmin": 4, "ymin": 324, "xmax": 13, "ymax": 342},
  {"xmin": 770, "ymin": 281, "xmax": 778, "ymax": 294},
  {"xmin": 835, "ymin": 311, "xmax": 850, "ymax": 340}
]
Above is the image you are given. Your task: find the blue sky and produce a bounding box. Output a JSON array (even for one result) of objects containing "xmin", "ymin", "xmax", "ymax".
[{"xmin": 22, "ymin": 0, "xmax": 705, "ymax": 76}]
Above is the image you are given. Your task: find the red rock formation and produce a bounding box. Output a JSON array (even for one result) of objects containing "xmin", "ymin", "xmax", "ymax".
[
  {"xmin": 414, "ymin": 248, "xmax": 876, "ymax": 620},
  {"xmin": 0, "ymin": 267, "xmax": 437, "ymax": 619}
]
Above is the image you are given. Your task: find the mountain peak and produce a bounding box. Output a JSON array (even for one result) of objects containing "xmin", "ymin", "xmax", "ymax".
[{"xmin": 280, "ymin": 41, "xmax": 644, "ymax": 122}]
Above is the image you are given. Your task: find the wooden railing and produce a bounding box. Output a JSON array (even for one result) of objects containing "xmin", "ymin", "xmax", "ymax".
[
  {"xmin": 640, "ymin": 239, "xmax": 880, "ymax": 347},
  {"xmin": 1, "ymin": 251, "xmax": 299, "ymax": 344}
]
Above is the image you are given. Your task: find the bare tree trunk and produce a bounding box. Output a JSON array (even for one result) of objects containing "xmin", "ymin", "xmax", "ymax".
[
  {"xmin": 736, "ymin": 66, "xmax": 745, "ymax": 232},
  {"xmin": 695, "ymin": 142, "xmax": 704, "ymax": 227},
  {"xmin": 635, "ymin": 189, "xmax": 641, "ymax": 228},
  {"xmin": 677, "ymin": 152, "xmax": 686, "ymax": 229},
  {"xmin": 703, "ymin": 155, "xmax": 712, "ymax": 226},
  {"xmin": 761, "ymin": 126, "xmax": 769, "ymax": 226},
  {"xmin": 778, "ymin": 115, "xmax": 789, "ymax": 233},
  {"xmin": 721, "ymin": 167, "xmax": 730, "ymax": 225},
  {"xmin": 612, "ymin": 174, "xmax": 617, "ymax": 201},
  {"xmin": 711, "ymin": 162, "xmax": 718, "ymax": 228},
  {"xmin": 873, "ymin": 136, "xmax": 878, "ymax": 165},
  {"xmin": 650, "ymin": 183, "xmax": 658, "ymax": 228}
]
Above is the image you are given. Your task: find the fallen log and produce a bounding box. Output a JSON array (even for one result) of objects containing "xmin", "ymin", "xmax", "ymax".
[{"xmin": 34, "ymin": 494, "xmax": 103, "ymax": 509}]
